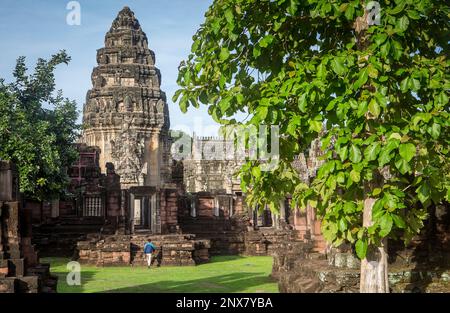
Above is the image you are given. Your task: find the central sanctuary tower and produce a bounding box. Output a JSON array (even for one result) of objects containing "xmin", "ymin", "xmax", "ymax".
[{"xmin": 82, "ymin": 7, "xmax": 171, "ymax": 189}]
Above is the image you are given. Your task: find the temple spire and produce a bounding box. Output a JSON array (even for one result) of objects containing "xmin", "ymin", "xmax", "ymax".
[
  {"xmin": 81, "ymin": 7, "xmax": 171, "ymax": 188},
  {"xmin": 110, "ymin": 6, "xmax": 142, "ymax": 31}
]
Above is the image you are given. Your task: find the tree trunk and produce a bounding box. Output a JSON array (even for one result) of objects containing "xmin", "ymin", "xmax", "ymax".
[{"xmin": 360, "ymin": 197, "xmax": 389, "ymax": 293}]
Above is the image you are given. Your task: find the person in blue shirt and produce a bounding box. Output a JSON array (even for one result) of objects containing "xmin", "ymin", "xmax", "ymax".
[{"xmin": 143, "ymin": 238, "xmax": 156, "ymax": 268}]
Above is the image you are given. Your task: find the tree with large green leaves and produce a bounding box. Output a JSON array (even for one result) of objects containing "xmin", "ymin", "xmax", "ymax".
[
  {"xmin": 174, "ymin": 0, "xmax": 449, "ymax": 292},
  {"xmin": 0, "ymin": 51, "xmax": 79, "ymax": 201}
]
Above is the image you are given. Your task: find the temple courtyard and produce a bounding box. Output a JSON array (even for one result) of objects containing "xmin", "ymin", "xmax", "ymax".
[{"xmin": 43, "ymin": 256, "xmax": 277, "ymax": 293}]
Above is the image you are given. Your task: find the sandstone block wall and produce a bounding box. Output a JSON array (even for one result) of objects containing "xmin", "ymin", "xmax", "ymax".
[{"xmin": 0, "ymin": 161, "xmax": 58, "ymax": 293}]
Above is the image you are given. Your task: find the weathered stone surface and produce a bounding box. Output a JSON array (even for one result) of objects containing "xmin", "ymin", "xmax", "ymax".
[
  {"xmin": 272, "ymin": 220, "xmax": 450, "ymax": 293},
  {"xmin": 0, "ymin": 161, "xmax": 19, "ymax": 202},
  {"xmin": 0, "ymin": 278, "xmax": 15, "ymax": 293},
  {"xmin": 0, "ymin": 161, "xmax": 57, "ymax": 293}
]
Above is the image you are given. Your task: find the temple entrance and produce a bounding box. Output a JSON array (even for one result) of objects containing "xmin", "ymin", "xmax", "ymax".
[
  {"xmin": 133, "ymin": 197, "xmax": 151, "ymax": 228},
  {"xmin": 129, "ymin": 186, "xmax": 158, "ymax": 233}
]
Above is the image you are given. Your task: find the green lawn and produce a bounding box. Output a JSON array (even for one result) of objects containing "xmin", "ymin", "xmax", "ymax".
[{"xmin": 42, "ymin": 255, "xmax": 279, "ymax": 293}]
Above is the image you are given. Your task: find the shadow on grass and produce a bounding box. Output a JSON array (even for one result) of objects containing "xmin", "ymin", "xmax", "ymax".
[
  {"xmin": 43, "ymin": 256, "xmax": 277, "ymax": 293},
  {"xmin": 207, "ymin": 255, "xmax": 246, "ymax": 264},
  {"xmin": 51, "ymin": 270, "xmax": 97, "ymax": 293},
  {"xmin": 96, "ymin": 272, "xmax": 276, "ymax": 293}
]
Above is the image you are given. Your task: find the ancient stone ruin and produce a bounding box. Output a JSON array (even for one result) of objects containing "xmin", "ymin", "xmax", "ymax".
[
  {"xmin": 0, "ymin": 161, "xmax": 57, "ymax": 293},
  {"xmin": 17, "ymin": 6, "xmax": 449, "ymax": 294}
]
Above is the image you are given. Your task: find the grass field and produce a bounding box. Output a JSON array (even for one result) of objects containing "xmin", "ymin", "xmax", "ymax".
[{"xmin": 42, "ymin": 255, "xmax": 279, "ymax": 293}]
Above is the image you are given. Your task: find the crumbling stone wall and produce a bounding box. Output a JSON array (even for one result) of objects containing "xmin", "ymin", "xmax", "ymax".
[
  {"xmin": 244, "ymin": 228, "xmax": 293, "ymax": 256},
  {"xmin": 159, "ymin": 188, "xmax": 181, "ymax": 233},
  {"xmin": 0, "ymin": 161, "xmax": 57, "ymax": 293},
  {"xmin": 272, "ymin": 203, "xmax": 450, "ymax": 293}
]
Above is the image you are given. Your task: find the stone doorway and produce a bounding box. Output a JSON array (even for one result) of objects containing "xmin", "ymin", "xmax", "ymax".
[
  {"xmin": 129, "ymin": 186, "xmax": 158, "ymax": 233},
  {"xmin": 133, "ymin": 197, "xmax": 150, "ymax": 229}
]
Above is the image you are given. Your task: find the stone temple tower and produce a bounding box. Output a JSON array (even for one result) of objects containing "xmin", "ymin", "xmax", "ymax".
[{"xmin": 82, "ymin": 7, "xmax": 171, "ymax": 189}]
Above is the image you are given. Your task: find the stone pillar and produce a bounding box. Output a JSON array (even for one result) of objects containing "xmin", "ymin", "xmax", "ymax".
[
  {"xmin": 280, "ymin": 200, "xmax": 286, "ymax": 223},
  {"xmin": 150, "ymin": 193, "xmax": 158, "ymax": 232},
  {"xmin": 50, "ymin": 198, "xmax": 59, "ymax": 218},
  {"xmin": 0, "ymin": 162, "xmax": 19, "ymax": 202},
  {"xmin": 0, "ymin": 204, "xmax": 6, "ymax": 278},
  {"xmin": 3, "ymin": 201, "xmax": 24, "ymax": 277},
  {"xmin": 148, "ymin": 131, "xmax": 161, "ymax": 187},
  {"xmin": 129, "ymin": 192, "xmax": 135, "ymax": 234},
  {"xmin": 234, "ymin": 194, "xmax": 243, "ymax": 215}
]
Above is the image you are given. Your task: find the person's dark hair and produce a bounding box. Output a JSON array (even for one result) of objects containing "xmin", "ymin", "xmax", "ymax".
[{"xmin": 147, "ymin": 238, "xmax": 152, "ymax": 242}]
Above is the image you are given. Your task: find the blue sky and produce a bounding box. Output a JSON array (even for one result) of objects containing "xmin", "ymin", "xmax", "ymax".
[{"xmin": 0, "ymin": 0, "xmax": 227, "ymax": 136}]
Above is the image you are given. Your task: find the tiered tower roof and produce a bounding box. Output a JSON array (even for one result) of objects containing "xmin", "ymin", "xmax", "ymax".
[{"xmin": 82, "ymin": 6, "xmax": 169, "ymax": 130}]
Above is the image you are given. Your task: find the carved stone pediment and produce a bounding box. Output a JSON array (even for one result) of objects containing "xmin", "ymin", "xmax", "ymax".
[{"xmin": 110, "ymin": 119, "xmax": 147, "ymax": 186}]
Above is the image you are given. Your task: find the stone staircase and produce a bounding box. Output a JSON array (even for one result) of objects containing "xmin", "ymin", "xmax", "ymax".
[{"xmin": 178, "ymin": 216, "xmax": 245, "ymax": 255}]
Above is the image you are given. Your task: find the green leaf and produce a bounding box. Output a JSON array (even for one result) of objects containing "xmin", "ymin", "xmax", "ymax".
[
  {"xmin": 379, "ymin": 149, "xmax": 392, "ymax": 167},
  {"xmin": 389, "ymin": 2, "xmax": 405, "ymax": 15},
  {"xmin": 219, "ymin": 97, "xmax": 231, "ymax": 113},
  {"xmin": 259, "ymin": 35, "xmax": 274, "ymax": 48},
  {"xmin": 180, "ymin": 94, "xmax": 188, "ymax": 113},
  {"xmin": 380, "ymin": 40, "xmax": 391, "ymax": 59},
  {"xmin": 331, "ymin": 57, "xmax": 346, "ymax": 76},
  {"xmin": 379, "ymin": 214, "xmax": 393, "ymax": 237},
  {"xmin": 416, "ymin": 183, "xmax": 430, "ymax": 204},
  {"xmin": 400, "ymin": 77, "xmax": 410, "ymax": 92},
  {"xmin": 373, "ymin": 33, "xmax": 387, "ymax": 46},
  {"xmin": 224, "ymin": 8, "xmax": 234, "ymax": 24},
  {"xmin": 339, "ymin": 218, "xmax": 347, "ymax": 232},
  {"xmin": 399, "ymin": 143, "xmax": 416, "ymax": 162},
  {"xmin": 428, "ymin": 123, "xmax": 441, "ymax": 139},
  {"xmin": 309, "ymin": 120, "xmax": 322, "ymax": 133},
  {"xmin": 251, "ymin": 166, "xmax": 261, "ymax": 178},
  {"xmin": 407, "ymin": 10, "xmax": 420, "ymax": 20},
  {"xmin": 298, "ymin": 93, "xmax": 307, "ymax": 113},
  {"xmin": 256, "ymin": 106, "xmax": 268, "ymax": 120},
  {"xmin": 389, "ymin": 133, "xmax": 402, "ymax": 141},
  {"xmin": 395, "ymin": 157, "xmax": 411, "ymax": 174},
  {"xmin": 372, "ymin": 188, "xmax": 382, "ymax": 196},
  {"xmin": 349, "ymin": 145, "xmax": 362, "ymax": 163},
  {"xmin": 287, "ymin": 0, "xmax": 298, "ymax": 15},
  {"xmin": 337, "ymin": 172, "xmax": 345, "ymax": 183},
  {"xmin": 344, "ymin": 3, "xmax": 355, "ymax": 20},
  {"xmin": 353, "ymin": 67, "xmax": 368, "ymax": 90},
  {"xmin": 355, "ymin": 239, "xmax": 368, "ymax": 259},
  {"xmin": 219, "ymin": 47, "xmax": 230, "ymax": 61},
  {"xmin": 364, "ymin": 142, "xmax": 381, "ymax": 161},
  {"xmin": 368, "ymin": 98, "xmax": 380, "ymax": 117},
  {"xmin": 368, "ymin": 64, "xmax": 379, "ymax": 78},
  {"xmin": 395, "ymin": 16, "xmax": 409, "ymax": 33},
  {"xmin": 350, "ymin": 169, "xmax": 360, "ymax": 183},
  {"xmin": 317, "ymin": 62, "xmax": 327, "ymax": 79},
  {"xmin": 357, "ymin": 100, "xmax": 368, "ymax": 117},
  {"xmin": 253, "ymin": 45, "xmax": 261, "ymax": 58},
  {"xmin": 392, "ymin": 214, "xmax": 406, "ymax": 228},
  {"xmin": 337, "ymin": 145, "xmax": 348, "ymax": 162},
  {"xmin": 391, "ymin": 40, "xmax": 403, "ymax": 60},
  {"xmin": 409, "ymin": 78, "xmax": 420, "ymax": 91}
]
